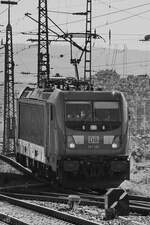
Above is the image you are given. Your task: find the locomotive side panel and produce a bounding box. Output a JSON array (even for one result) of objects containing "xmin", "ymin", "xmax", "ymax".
[
  {"xmin": 46, "ymin": 93, "xmax": 66, "ymax": 173},
  {"xmin": 19, "ymin": 102, "xmax": 44, "ymax": 146},
  {"xmin": 16, "ymin": 100, "xmax": 47, "ymax": 166},
  {"xmin": 49, "ymin": 93, "xmax": 66, "ymax": 155}
]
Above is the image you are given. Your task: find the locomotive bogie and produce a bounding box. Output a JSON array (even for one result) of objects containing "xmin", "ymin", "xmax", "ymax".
[{"xmin": 56, "ymin": 156, "xmax": 130, "ymax": 188}]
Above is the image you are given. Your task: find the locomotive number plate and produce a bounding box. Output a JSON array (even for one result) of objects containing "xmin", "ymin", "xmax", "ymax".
[{"xmin": 88, "ymin": 136, "xmax": 99, "ymax": 144}]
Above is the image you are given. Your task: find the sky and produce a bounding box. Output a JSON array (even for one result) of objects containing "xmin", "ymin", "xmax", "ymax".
[{"xmin": 0, "ymin": 0, "xmax": 150, "ymax": 50}]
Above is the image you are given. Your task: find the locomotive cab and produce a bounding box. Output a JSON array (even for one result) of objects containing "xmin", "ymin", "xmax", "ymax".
[{"xmin": 60, "ymin": 91, "xmax": 130, "ymax": 188}]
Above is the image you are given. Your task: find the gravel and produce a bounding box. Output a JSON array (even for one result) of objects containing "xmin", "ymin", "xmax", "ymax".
[
  {"xmin": 24, "ymin": 200, "xmax": 150, "ymax": 225},
  {"xmin": 0, "ymin": 201, "xmax": 72, "ymax": 225}
]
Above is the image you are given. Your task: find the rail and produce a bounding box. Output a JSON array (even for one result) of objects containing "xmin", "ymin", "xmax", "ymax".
[
  {"xmin": 0, "ymin": 212, "xmax": 29, "ymax": 225},
  {"xmin": 1, "ymin": 190, "xmax": 150, "ymax": 216},
  {"xmin": 0, "ymin": 193, "xmax": 102, "ymax": 225}
]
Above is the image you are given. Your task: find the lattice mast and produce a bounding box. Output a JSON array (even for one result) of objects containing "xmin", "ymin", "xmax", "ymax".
[
  {"xmin": 38, "ymin": 0, "xmax": 50, "ymax": 87},
  {"xmin": 2, "ymin": 0, "xmax": 17, "ymax": 154},
  {"xmin": 84, "ymin": 0, "xmax": 92, "ymax": 86}
]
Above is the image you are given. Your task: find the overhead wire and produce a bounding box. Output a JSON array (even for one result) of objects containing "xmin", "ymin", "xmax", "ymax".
[
  {"xmin": 99, "ymin": 0, "xmax": 150, "ymax": 21},
  {"xmin": 95, "ymin": 8, "xmax": 150, "ymax": 28},
  {"xmin": 0, "ymin": 0, "xmax": 23, "ymax": 18},
  {"xmin": 94, "ymin": 2, "xmax": 150, "ymax": 19},
  {"xmin": 0, "ymin": 8, "xmax": 8, "ymax": 17},
  {"xmin": 1, "ymin": 1, "xmax": 149, "ymax": 40},
  {"xmin": 47, "ymin": 2, "xmax": 150, "ymax": 18},
  {"xmin": 10, "ymin": 2, "xmax": 149, "ymax": 70},
  {"xmin": 47, "ymin": 1, "xmax": 150, "ymax": 28},
  {"xmin": 0, "ymin": 0, "xmax": 150, "ymax": 74},
  {"xmin": 45, "ymin": 4, "xmax": 150, "ymax": 37},
  {"xmin": 0, "ymin": 1, "xmax": 150, "ymax": 33},
  {"xmin": 17, "ymin": 0, "xmax": 23, "ymax": 3}
]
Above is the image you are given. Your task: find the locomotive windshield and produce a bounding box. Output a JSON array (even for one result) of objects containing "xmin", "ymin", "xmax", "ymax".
[
  {"xmin": 65, "ymin": 101, "xmax": 121, "ymax": 131},
  {"xmin": 94, "ymin": 102, "xmax": 121, "ymax": 122},
  {"xmin": 66, "ymin": 101, "xmax": 92, "ymax": 121}
]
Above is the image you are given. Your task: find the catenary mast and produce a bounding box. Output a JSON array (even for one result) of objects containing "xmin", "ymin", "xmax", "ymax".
[
  {"xmin": 1, "ymin": 0, "xmax": 17, "ymax": 155},
  {"xmin": 84, "ymin": 0, "xmax": 92, "ymax": 87},
  {"xmin": 38, "ymin": 0, "xmax": 50, "ymax": 88}
]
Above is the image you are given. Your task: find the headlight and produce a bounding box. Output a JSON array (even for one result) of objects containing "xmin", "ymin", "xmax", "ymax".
[
  {"xmin": 112, "ymin": 136, "xmax": 121, "ymax": 149},
  {"xmin": 69, "ymin": 143, "xmax": 76, "ymax": 149},
  {"xmin": 112, "ymin": 143, "xmax": 118, "ymax": 148},
  {"xmin": 67, "ymin": 136, "xmax": 76, "ymax": 149}
]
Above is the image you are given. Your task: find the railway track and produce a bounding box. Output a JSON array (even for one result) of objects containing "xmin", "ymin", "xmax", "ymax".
[
  {"xmin": 0, "ymin": 193, "xmax": 102, "ymax": 225},
  {"xmin": 0, "ymin": 191, "xmax": 104, "ymax": 208},
  {"xmin": 0, "ymin": 155, "xmax": 149, "ymax": 224},
  {"xmin": 0, "ymin": 212, "xmax": 30, "ymax": 225},
  {"xmin": 0, "ymin": 176, "xmax": 149, "ymax": 224},
  {"xmin": 0, "ymin": 192, "xmax": 149, "ymax": 225},
  {"xmin": 0, "ymin": 201, "xmax": 73, "ymax": 225},
  {"xmin": 2, "ymin": 190, "xmax": 150, "ymax": 215}
]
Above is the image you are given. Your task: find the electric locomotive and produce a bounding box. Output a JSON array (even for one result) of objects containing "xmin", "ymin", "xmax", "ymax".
[{"xmin": 16, "ymin": 84, "xmax": 130, "ymax": 189}]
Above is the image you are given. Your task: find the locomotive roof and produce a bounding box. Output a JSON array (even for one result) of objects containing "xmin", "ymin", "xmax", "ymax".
[{"xmin": 19, "ymin": 87, "xmax": 124, "ymax": 102}]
